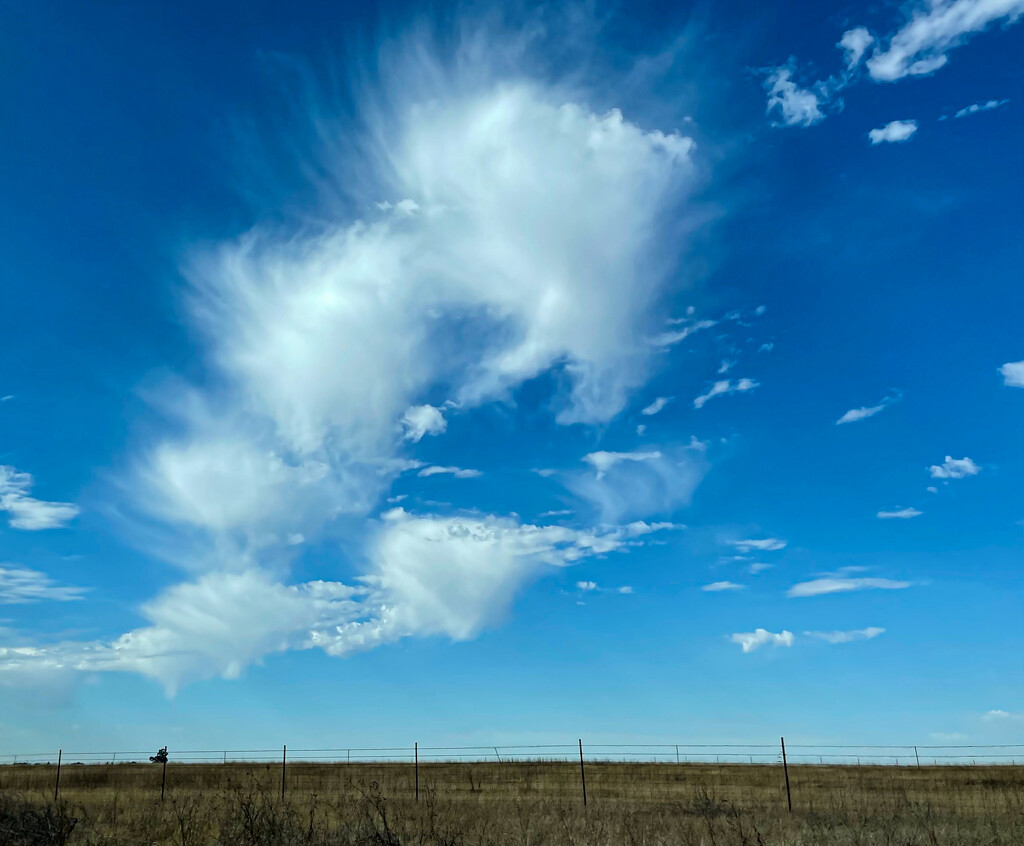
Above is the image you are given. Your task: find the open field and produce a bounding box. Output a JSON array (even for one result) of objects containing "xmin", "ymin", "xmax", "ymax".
[{"xmin": 2, "ymin": 760, "xmax": 1022, "ymax": 845}]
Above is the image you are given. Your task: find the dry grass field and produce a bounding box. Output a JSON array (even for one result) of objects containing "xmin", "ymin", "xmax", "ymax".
[{"xmin": 1, "ymin": 760, "xmax": 1022, "ymax": 845}]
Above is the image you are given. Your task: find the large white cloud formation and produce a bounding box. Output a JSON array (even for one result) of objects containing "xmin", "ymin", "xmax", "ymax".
[{"xmin": 0, "ymin": 22, "xmax": 708, "ymax": 692}]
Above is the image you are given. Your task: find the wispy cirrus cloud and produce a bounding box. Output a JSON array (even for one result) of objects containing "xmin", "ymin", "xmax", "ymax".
[
  {"xmin": 0, "ymin": 565, "xmax": 87, "ymax": 604},
  {"xmin": 702, "ymin": 580, "xmax": 744, "ymax": 592},
  {"xmin": 0, "ymin": 466, "xmax": 80, "ymax": 531},
  {"xmin": 804, "ymin": 627, "xmax": 885, "ymax": 643},
  {"xmin": 877, "ymin": 507, "xmax": 922, "ymax": 519},
  {"xmin": 693, "ymin": 378, "xmax": 758, "ymax": 409},
  {"xmin": 836, "ymin": 392, "xmax": 900, "ymax": 425},
  {"xmin": 788, "ymin": 576, "xmax": 912, "ymax": 598},
  {"xmin": 418, "ymin": 465, "xmax": 483, "ymax": 479},
  {"xmin": 730, "ymin": 537, "xmax": 786, "ymax": 553}
]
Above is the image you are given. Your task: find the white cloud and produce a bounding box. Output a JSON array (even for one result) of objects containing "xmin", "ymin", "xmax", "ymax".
[
  {"xmin": 863, "ymin": 0, "xmax": 1024, "ymax": 83},
  {"xmin": 636, "ymin": 424, "xmax": 647, "ymax": 435},
  {"xmin": 0, "ymin": 512, "xmax": 678, "ymax": 691},
  {"xmin": 576, "ymin": 580, "xmax": 598, "ymax": 591},
  {"xmin": 788, "ymin": 577, "xmax": 912, "ymax": 598},
  {"xmin": 771, "ymin": 2, "xmax": 1024, "ymax": 128},
  {"xmin": 649, "ymin": 319, "xmax": 717, "ymax": 348},
  {"xmin": 717, "ymin": 359, "xmax": 735, "ymax": 374},
  {"xmin": 999, "ymin": 361, "xmax": 1024, "ymax": 387},
  {"xmin": 540, "ymin": 509, "xmax": 573, "ymax": 518},
  {"xmin": 982, "ymin": 709, "xmax": 1024, "ymax": 721},
  {"xmin": 0, "ymin": 20, "xmax": 715, "ymax": 692},
  {"xmin": 731, "ymin": 537, "xmax": 786, "ymax": 553},
  {"xmin": 877, "ymin": 507, "xmax": 922, "ymax": 519},
  {"xmin": 836, "ymin": 392, "xmax": 900, "ymax": 424},
  {"xmin": 401, "ymin": 404, "xmax": 447, "ymax": 442},
  {"xmin": 693, "ymin": 378, "xmax": 759, "ymax": 409},
  {"xmin": 417, "ymin": 465, "xmax": 482, "ymax": 478},
  {"xmin": 702, "ymin": 580, "xmax": 744, "ymax": 592},
  {"xmin": 748, "ymin": 562, "xmax": 772, "ymax": 574},
  {"xmin": 839, "ymin": 26, "xmax": 875, "ymax": 68},
  {"xmin": 804, "ymin": 627, "xmax": 885, "ymax": 643},
  {"xmin": 953, "ymin": 98, "xmax": 1010, "ymax": 118},
  {"xmin": 764, "ymin": 65, "xmax": 824, "ymax": 127},
  {"xmin": 869, "ymin": 119, "xmax": 918, "ymax": 144},
  {"xmin": 0, "ymin": 466, "xmax": 80, "ymax": 531},
  {"xmin": 572, "ymin": 444, "xmax": 707, "ymax": 522},
  {"xmin": 582, "ymin": 449, "xmax": 662, "ymax": 478},
  {"xmin": 641, "ymin": 396, "xmax": 672, "ymax": 416},
  {"xmin": 730, "ymin": 628, "xmax": 795, "ymax": 653},
  {"xmin": 926, "ymin": 486, "xmax": 938, "ymax": 493},
  {"xmin": 928, "ymin": 455, "xmax": 980, "ymax": 479},
  {"xmin": 0, "ymin": 565, "xmax": 86, "ymax": 604},
  {"xmin": 617, "ymin": 585, "xmax": 634, "ymax": 594}
]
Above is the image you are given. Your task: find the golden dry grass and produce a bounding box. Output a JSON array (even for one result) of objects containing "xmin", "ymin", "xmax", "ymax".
[{"xmin": 1, "ymin": 760, "xmax": 1021, "ymax": 845}]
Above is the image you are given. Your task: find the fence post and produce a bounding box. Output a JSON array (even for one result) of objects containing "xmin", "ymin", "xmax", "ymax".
[
  {"xmin": 281, "ymin": 746, "xmax": 287, "ymax": 800},
  {"xmin": 675, "ymin": 745, "xmax": 680, "ymax": 765},
  {"xmin": 414, "ymin": 743, "xmax": 419, "ymax": 801},
  {"xmin": 578, "ymin": 738, "xmax": 587, "ymax": 806},
  {"xmin": 780, "ymin": 737, "xmax": 792, "ymax": 812},
  {"xmin": 914, "ymin": 746, "xmax": 921, "ymax": 768},
  {"xmin": 54, "ymin": 749, "xmax": 62, "ymax": 801},
  {"xmin": 161, "ymin": 753, "xmax": 168, "ymax": 801}
]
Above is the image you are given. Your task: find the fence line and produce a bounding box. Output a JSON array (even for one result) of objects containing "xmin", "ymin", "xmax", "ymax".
[{"xmin": 2, "ymin": 741, "xmax": 1022, "ymax": 767}]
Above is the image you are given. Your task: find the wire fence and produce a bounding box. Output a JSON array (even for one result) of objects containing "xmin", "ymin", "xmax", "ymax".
[{"xmin": 2, "ymin": 741, "xmax": 1022, "ymax": 766}]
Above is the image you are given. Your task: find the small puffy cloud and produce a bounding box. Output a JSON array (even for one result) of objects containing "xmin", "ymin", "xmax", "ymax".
[
  {"xmin": 953, "ymin": 98, "xmax": 1009, "ymax": 118},
  {"xmin": 730, "ymin": 628, "xmax": 794, "ymax": 653},
  {"xmin": 748, "ymin": 562, "xmax": 772, "ymax": 574},
  {"xmin": 576, "ymin": 580, "xmax": 598, "ymax": 591},
  {"xmin": 836, "ymin": 392, "xmax": 900, "ymax": 424},
  {"xmin": 731, "ymin": 537, "xmax": 786, "ymax": 553},
  {"xmin": 617, "ymin": 586, "xmax": 633, "ymax": 594},
  {"xmin": 804, "ymin": 627, "xmax": 885, "ymax": 644},
  {"xmin": 928, "ymin": 456, "xmax": 980, "ymax": 479},
  {"xmin": 641, "ymin": 397, "xmax": 672, "ymax": 416},
  {"xmin": 717, "ymin": 359, "xmax": 735, "ymax": 374},
  {"xmin": 877, "ymin": 507, "xmax": 922, "ymax": 519},
  {"xmin": 764, "ymin": 65, "xmax": 824, "ymax": 127},
  {"xmin": 788, "ymin": 576, "xmax": 911, "ymax": 598},
  {"xmin": 869, "ymin": 119, "xmax": 918, "ymax": 144},
  {"xmin": 401, "ymin": 404, "xmax": 447, "ymax": 442},
  {"xmin": 0, "ymin": 466, "xmax": 80, "ymax": 531},
  {"xmin": 702, "ymin": 580, "xmax": 745, "ymax": 592},
  {"xmin": 532, "ymin": 468, "xmax": 556, "ymax": 478},
  {"xmin": 693, "ymin": 378, "xmax": 758, "ymax": 409},
  {"xmin": 582, "ymin": 449, "xmax": 662, "ymax": 478},
  {"xmin": 999, "ymin": 361, "xmax": 1024, "ymax": 387},
  {"xmin": 636, "ymin": 424, "xmax": 647, "ymax": 435},
  {"xmin": 864, "ymin": 0, "xmax": 1024, "ymax": 83},
  {"xmin": 417, "ymin": 465, "xmax": 483, "ymax": 478},
  {"xmin": 540, "ymin": 509, "xmax": 573, "ymax": 518},
  {"xmin": 839, "ymin": 26, "xmax": 875, "ymax": 68},
  {"xmin": 0, "ymin": 565, "xmax": 86, "ymax": 604}
]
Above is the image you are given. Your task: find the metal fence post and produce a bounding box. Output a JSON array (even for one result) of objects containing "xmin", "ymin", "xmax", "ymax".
[
  {"xmin": 781, "ymin": 737, "xmax": 792, "ymax": 812},
  {"xmin": 414, "ymin": 743, "xmax": 419, "ymax": 801},
  {"xmin": 915, "ymin": 746, "xmax": 921, "ymax": 768},
  {"xmin": 161, "ymin": 752, "xmax": 168, "ymax": 801},
  {"xmin": 281, "ymin": 746, "xmax": 287, "ymax": 799},
  {"xmin": 579, "ymin": 738, "xmax": 587, "ymax": 806},
  {"xmin": 54, "ymin": 749, "xmax": 62, "ymax": 801}
]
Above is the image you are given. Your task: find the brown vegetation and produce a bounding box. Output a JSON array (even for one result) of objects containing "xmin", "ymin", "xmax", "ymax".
[{"xmin": 1, "ymin": 760, "xmax": 1021, "ymax": 845}]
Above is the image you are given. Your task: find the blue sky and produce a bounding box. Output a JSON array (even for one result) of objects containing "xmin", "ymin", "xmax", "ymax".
[{"xmin": 1, "ymin": 0, "xmax": 1022, "ymax": 754}]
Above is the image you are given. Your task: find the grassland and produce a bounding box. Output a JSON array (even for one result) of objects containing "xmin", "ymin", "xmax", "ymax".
[{"xmin": 1, "ymin": 760, "xmax": 1022, "ymax": 845}]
